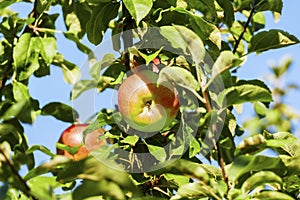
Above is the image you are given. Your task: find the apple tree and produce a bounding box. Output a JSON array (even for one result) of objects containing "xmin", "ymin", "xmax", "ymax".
[{"xmin": 0, "ymin": 0, "xmax": 300, "ymax": 199}]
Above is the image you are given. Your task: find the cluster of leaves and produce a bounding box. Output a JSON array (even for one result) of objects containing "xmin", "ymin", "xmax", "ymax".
[{"xmin": 0, "ymin": 0, "xmax": 300, "ymax": 199}]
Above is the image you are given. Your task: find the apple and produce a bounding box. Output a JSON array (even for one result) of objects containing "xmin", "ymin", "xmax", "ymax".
[
  {"xmin": 118, "ymin": 70, "xmax": 179, "ymax": 132},
  {"xmin": 56, "ymin": 124, "xmax": 106, "ymax": 161}
]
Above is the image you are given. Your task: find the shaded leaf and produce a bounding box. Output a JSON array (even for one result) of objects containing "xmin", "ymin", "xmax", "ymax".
[
  {"xmin": 254, "ymin": 191, "xmax": 294, "ymax": 200},
  {"xmin": 248, "ymin": 29, "xmax": 299, "ymax": 53},
  {"xmin": 241, "ymin": 171, "xmax": 282, "ymax": 194},
  {"xmin": 41, "ymin": 102, "xmax": 79, "ymax": 122},
  {"xmin": 218, "ymin": 79, "xmax": 273, "ymax": 107},
  {"xmin": 86, "ymin": 2, "xmax": 120, "ymax": 45}
]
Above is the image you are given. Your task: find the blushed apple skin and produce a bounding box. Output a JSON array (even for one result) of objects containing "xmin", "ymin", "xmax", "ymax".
[
  {"xmin": 57, "ymin": 124, "xmax": 106, "ymax": 161},
  {"xmin": 118, "ymin": 70, "xmax": 179, "ymax": 132}
]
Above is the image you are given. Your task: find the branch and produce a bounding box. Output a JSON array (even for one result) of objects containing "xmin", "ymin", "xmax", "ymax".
[
  {"xmin": 202, "ymin": 90, "xmax": 230, "ymax": 196},
  {"xmin": 232, "ymin": 4, "xmax": 256, "ymax": 54},
  {"xmin": 0, "ymin": 148, "xmax": 37, "ymax": 200}
]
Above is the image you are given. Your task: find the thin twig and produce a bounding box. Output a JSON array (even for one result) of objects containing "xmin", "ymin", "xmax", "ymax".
[
  {"xmin": 0, "ymin": 148, "xmax": 37, "ymax": 200},
  {"xmin": 202, "ymin": 89, "xmax": 230, "ymax": 196},
  {"xmin": 232, "ymin": 4, "xmax": 256, "ymax": 54}
]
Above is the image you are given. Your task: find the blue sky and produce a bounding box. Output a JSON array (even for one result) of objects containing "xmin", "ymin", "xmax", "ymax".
[{"xmin": 9, "ymin": 1, "xmax": 300, "ymax": 166}]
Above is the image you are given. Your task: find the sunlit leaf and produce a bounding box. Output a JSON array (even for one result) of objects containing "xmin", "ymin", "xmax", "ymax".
[{"xmin": 123, "ymin": 0, "xmax": 153, "ymax": 26}]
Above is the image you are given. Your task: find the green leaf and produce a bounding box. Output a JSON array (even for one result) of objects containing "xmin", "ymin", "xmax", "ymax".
[
  {"xmin": 254, "ymin": 191, "xmax": 294, "ymax": 200},
  {"xmin": 160, "ymin": 26, "xmax": 188, "ymax": 53},
  {"xmin": 235, "ymin": 134, "xmax": 266, "ymax": 156},
  {"xmin": 26, "ymin": 145, "xmax": 56, "ymax": 157},
  {"xmin": 218, "ymin": 79, "xmax": 273, "ymax": 107},
  {"xmin": 53, "ymin": 54, "xmax": 81, "ymax": 85},
  {"xmin": 153, "ymin": 159, "xmax": 210, "ymax": 183},
  {"xmin": 0, "ymin": 0, "xmax": 16, "ymax": 10},
  {"xmin": 41, "ymin": 102, "xmax": 79, "ymax": 122},
  {"xmin": 187, "ymin": 0, "xmax": 217, "ymax": 19},
  {"xmin": 86, "ymin": 0, "xmax": 113, "ymax": 3},
  {"xmin": 138, "ymin": 48, "xmax": 163, "ymax": 65},
  {"xmin": 71, "ymin": 80, "xmax": 97, "ymax": 100},
  {"xmin": 73, "ymin": 180, "xmax": 125, "ymax": 200},
  {"xmin": 158, "ymin": 66, "xmax": 200, "ymax": 91},
  {"xmin": 241, "ymin": 171, "xmax": 282, "ymax": 194},
  {"xmin": 121, "ymin": 135, "xmax": 139, "ymax": 146},
  {"xmin": 248, "ymin": 29, "xmax": 300, "ymax": 53},
  {"xmin": 123, "ymin": 0, "xmax": 153, "ymax": 26},
  {"xmin": 257, "ymin": 0, "xmax": 283, "ymax": 13},
  {"xmin": 40, "ymin": 37, "xmax": 57, "ymax": 65},
  {"xmin": 27, "ymin": 176, "xmax": 61, "ymax": 199},
  {"xmin": 90, "ymin": 54, "xmax": 115, "ymax": 80},
  {"xmin": 227, "ymin": 155, "xmax": 285, "ymax": 182},
  {"xmin": 190, "ymin": 14, "xmax": 221, "ymax": 49},
  {"xmin": 147, "ymin": 144, "xmax": 167, "ymax": 162},
  {"xmin": 12, "ymin": 82, "xmax": 30, "ymax": 101},
  {"xmin": 189, "ymin": 135, "xmax": 200, "ymax": 158},
  {"xmin": 216, "ymin": 0, "xmax": 234, "ymax": 27},
  {"xmin": 13, "ymin": 33, "xmax": 31, "ymax": 69},
  {"xmin": 174, "ymin": 25, "xmax": 205, "ymax": 65},
  {"xmin": 86, "ymin": 2, "xmax": 120, "ymax": 45},
  {"xmin": 174, "ymin": 182, "xmax": 219, "ymax": 199},
  {"xmin": 1, "ymin": 100, "xmax": 27, "ymax": 121}
]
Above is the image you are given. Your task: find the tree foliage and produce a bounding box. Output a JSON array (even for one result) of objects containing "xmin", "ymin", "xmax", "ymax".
[{"xmin": 0, "ymin": 0, "xmax": 299, "ymax": 199}]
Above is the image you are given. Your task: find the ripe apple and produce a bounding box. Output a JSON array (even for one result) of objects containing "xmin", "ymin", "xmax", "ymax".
[
  {"xmin": 56, "ymin": 124, "xmax": 106, "ymax": 161},
  {"xmin": 118, "ymin": 70, "xmax": 179, "ymax": 132}
]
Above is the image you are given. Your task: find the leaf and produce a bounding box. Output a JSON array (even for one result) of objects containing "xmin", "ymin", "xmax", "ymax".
[
  {"xmin": 41, "ymin": 102, "xmax": 79, "ymax": 122},
  {"xmin": 189, "ymin": 135, "xmax": 200, "ymax": 158},
  {"xmin": 173, "ymin": 182, "xmax": 218, "ymax": 199},
  {"xmin": 235, "ymin": 134, "xmax": 266, "ymax": 156},
  {"xmin": 153, "ymin": 159, "xmax": 210, "ymax": 183},
  {"xmin": 190, "ymin": 14, "xmax": 221, "ymax": 49},
  {"xmin": 53, "ymin": 54, "xmax": 81, "ymax": 85},
  {"xmin": 254, "ymin": 191, "xmax": 294, "ymax": 200},
  {"xmin": 158, "ymin": 66, "xmax": 200, "ymax": 91},
  {"xmin": 138, "ymin": 48, "xmax": 163, "ymax": 65},
  {"xmin": 27, "ymin": 176, "xmax": 61, "ymax": 199},
  {"xmin": 13, "ymin": 33, "xmax": 31, "ymax": 69},
  {"xmin": 147, "ymin": 144, "xmax": 167, "ymax": 162},
  {"xmin": 257, "ymin": 0, "xmax": 283, "ymax": 13},
  {"xmin": 12, "ymin": 82, "xmax": 30, "ymax": 102},
  {"xmin": 248, "ymin": 29, "xmax": 299, "ymax": 53},
  {"xmin": 71, "ymin": 80, "xmax": 97, "ymax": 100},
  {"xmin": 40, "ymin": 37, "xmax": 57, "ymax": 65},
  {"xmin": 186, "ymin": 0, "xmax": 217, "ymax": 19},
  {"xmin": 121, "ymin": 135, "xmax": 139, "ymax": 146},
  {"xmin": 216, "ymin": 0, "xmax": 234, "ymax": 27},
  {"xmin": 173, "ymin": 25, "xmax": 205, "ymax": 65},
  {"xmin": 218, "ymin": 79, "xmax": 273, "ymax": 107},
  {"xmin": 160, "ymin": 26, "xmax": 188, "ymax": 53},
  {"xmin": 86, "ymin": 0, "xmax": 112, "ymax": 3},
  {"xmin": 123, "ymin": 0, "xmax": 153, "ymax": 26},
  {"xmin": 90, "ymin": 54, "xmax": 115, "ymax": 80},
  {"xmin": 26, "ymin": 145, "xmax": 56, "ymax": 157},
  {"xmin": 241, "ymin": 171, "xmax": 282, "ymax": 194},
  {"xmin": 227, "ymin": 155, "xmax": 285, "ymax": 182},
  {"xmin": 86, "ymin": 2, "xmax": 120, "ymax": 45},
  {"xmin": 73, "ymin": 180, "xmax": 125, "ymax": 200}
]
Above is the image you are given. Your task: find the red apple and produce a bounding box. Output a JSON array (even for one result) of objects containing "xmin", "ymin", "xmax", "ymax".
[
  {"xmin": 56, "ymin": 124, "xmax": 106, "ymax": 161},
  {"xmin": 118, "ymin": 70, "xmax": 179, "ymax": 132}
]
